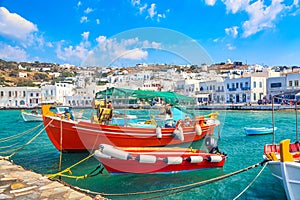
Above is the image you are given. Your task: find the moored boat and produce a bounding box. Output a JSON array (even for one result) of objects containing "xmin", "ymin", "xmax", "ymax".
[
  {"xmin": 42, "ymin": 88, "xmax": 221, "ymax": 152},
  {"xmin": 42, "ymin": 104, "xmax": 219, "ymax": 151},
  {"xmin": 264, "ymin": 140, "xmax": 300, "ymax": 200},
  {"xmin": 244, "ymin": 126, "xmax": 277, "ymax": 135},
  {"xmin": 94, "ymin": 142, "xmax": 226, "ymax": 174},
  {"xmin": 263, "ymin": 91, "xmax": 300, "ymax": 200},
  {"xmin": 21, "ymin": 110, "xmax": 43, "ymax": 122}
]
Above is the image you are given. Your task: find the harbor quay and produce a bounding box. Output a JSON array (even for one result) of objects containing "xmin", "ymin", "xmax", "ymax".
[{"xmin": 0, "ymin": 156, "xmax": 106, "ymax": 200}]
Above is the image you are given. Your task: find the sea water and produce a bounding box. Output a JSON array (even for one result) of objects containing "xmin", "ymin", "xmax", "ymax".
[{"xmin": 0, "ymin": 109, "xmax": 292, "ymax": 200}]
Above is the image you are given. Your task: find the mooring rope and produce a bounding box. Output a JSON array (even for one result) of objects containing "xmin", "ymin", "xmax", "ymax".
[
  {"xmin": 233, "ymin": 161, "xmax": 269, "ymax": 200},
  {"xmin": 46, "ymin": 152, "xmax": 96, "ymax": 180},
  {"xmin": 0, "ymin": 122, "xmax": 43, "ymax": 143},
  {"xmin": 67, "ymin": 160, "xmax": 267, "ymax": 197},
  {"xmin": 3, "ymin": 119, "xmax": 53, "ymax": 160}
]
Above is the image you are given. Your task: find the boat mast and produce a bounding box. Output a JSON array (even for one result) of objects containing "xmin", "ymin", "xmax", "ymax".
[
  {"xmin": 272, "ymin": 95, "xmax": 275, "ymax": 144},
  {"xmin": 296, "ymin": 100, "xmax": 299, "ymax": 141}
]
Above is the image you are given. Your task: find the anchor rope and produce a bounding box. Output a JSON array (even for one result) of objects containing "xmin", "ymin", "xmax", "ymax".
[
  {"xmin": 3, "ymin": 119, "xmax": 53, "ymax": 160},
  {"xmin": 67, "ymin": 160, "xmax": 267, "ymax": 197},
  {"xmin": 233, "ymin": 161, "xmax": 268, "ymax": 200},
  {"xmin": 46, "ymin": 152, "xmax": 96, "ymax": 179},
  {"xmin": 0, "ymin": 122, "xmax": 43, "ymax": 143}
]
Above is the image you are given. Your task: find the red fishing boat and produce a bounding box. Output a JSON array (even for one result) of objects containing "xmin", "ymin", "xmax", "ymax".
[
  {"xmin": 42, "ymin": 104, "xmax": 220, "ymax": 152},
  {"xmin": 95, "ymin": 143, "xmax": 226, "ymax": 174},
  {"xmin": 42, "ymin": 88, "xmax": 221, "ymax": 152}
]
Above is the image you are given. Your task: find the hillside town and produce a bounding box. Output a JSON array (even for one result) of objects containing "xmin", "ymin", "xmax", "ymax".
[{"xmin": 0, "ymin": 59, "xmax": 300, "ymax": 109}]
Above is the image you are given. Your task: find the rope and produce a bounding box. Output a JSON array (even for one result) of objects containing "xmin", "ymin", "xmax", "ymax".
[
  {"xmin": 0, "ymin": 122, "xmax": 43, "ymax": 143},
  {"xmin": 3, "ymin": 119, "xmax": 53, "ymax": 160},
  {"xmin": 46, "ymin": 152, "xmax": 95, "ymax": 179},
  {"xmin": 233, "ymin": 162, "xmax": 268, "ymax": 200},
  {"xmin": 71, "ymin": 161, "xmax": 267, "ymax": 197}
]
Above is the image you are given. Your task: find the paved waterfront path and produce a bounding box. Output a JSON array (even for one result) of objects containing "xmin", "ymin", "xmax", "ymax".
[{"xmin": 0, "ymin": 156, "xmax": 105, "ymax": 200}]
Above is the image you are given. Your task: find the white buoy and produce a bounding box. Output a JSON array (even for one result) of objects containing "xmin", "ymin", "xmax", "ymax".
[
  {"xmin": 163, "ymin": 157, "xmax": 183, "ymax": 164},
  {"xmin": 136, "ymin": 155, "xmax": 157, "ymax": 163},
  {"xmin": 99, "ymin": 144, "xmax": 131, "ymax": 160},
  {"xmin": 156, "ymin": 126, "xmax": 162, "ymax": 139},
  {"xmin": 173, "ymin": 124, "xmax": 184, "ymax": 142},
  {"xmin": 187, "ymin": 156, "xmax": 203, "ymax": 163},
  {"xmin": 195, "ymin": 124, "xmax": 202, "ymax": 136},
  {"xmin": 94, "ymin": 150, "xmax": 111, "ymax": 159},
  {"xmin": 207, "ymin": 155, "xmax": 223, "ymax": 162}
]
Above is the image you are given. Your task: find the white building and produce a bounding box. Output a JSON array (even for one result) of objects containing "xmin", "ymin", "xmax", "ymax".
[
  {"xmin": 0, "ymin": 87, "xmax": 41, "ymax": 108},
  {"xmin": 41, "ymin": 82, "xmax": 74, "ymax": 104},
  {"xmin": 225, "ymin": 76, "xmax": 266, "ymax": 103}
]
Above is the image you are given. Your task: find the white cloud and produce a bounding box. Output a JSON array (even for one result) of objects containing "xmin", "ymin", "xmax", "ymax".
[
  {"xmin": 56, "ymin": 41, "xmax": 90, "ymax": 63},
  {"xmin": 205, "ymin": 0, "xmax": 217, "ymax": 6},
  {"xmin": 226, "ymin": 43, "xmax": 236, "ymax": 50},
  {"xmin": 225, "ymin": 26, "xmax": 239, "ymax": 38},
  {"xmin": 122, "ymin": 48, "xmax": 148, "ymax": 60},
  {"xmin": 96, "ymin": 19, "xmax": 100, "ymax": 24},
  {"xmin": 0, "ymin": 7, "xmax": 38, "ymax": 41},
  {"xmin": 131, "ymin": 0, "xmax": 140, "ymax": 6},
  {"xmin": 81, "ymin": 32, "xmax": 89, "ymax": 41},
  {"xmin": 94, "ymin": 35, "xmax": 161, "ymax": 62},
  {"xmin": 77, "ymin": 1, "xmax": 82, "ymax": 7},
  {"xmin": 84, "ymin": 8, "xmax": 94, "ymax": 14},
  {"xmin": 223, "ymin": 0, "xmax": 250, "ymax": 14},
  {"xmin": 139, "ymin": 4, "xmax": 148, "ymax": 14},
  {"xmin": 242, "ymin": 0, "xmax": 285, "ymax": 37},
  {"xmin": 80, "ymin": 16, "xmax": 88, "ymax": 23},
  {"xmin": 148, "ymin": 3, "xmax": 157, "ymax": 18},
  {"xmin": 0, "ymin": 43, "xmax": 27, "ymax": 61}
]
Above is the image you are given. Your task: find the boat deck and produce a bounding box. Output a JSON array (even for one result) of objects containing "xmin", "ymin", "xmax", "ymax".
[{"xmin": 0, "ymin": 156, "xmax": 106, "ymax": 200}]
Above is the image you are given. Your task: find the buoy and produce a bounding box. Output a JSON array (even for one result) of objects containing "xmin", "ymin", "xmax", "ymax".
[
  {"xmin": 136, "ymin": 155, "xmax": 157, "ymax": 163},
  {"xmin": 207, "ymin": 155, "xmax": 223, "ymax": 162},
  {"xmin": 186, "ymin": 156, "xmax": 203, "ymax": 163},
  {"xmin": 163, "ymin": 157, "xmax": 183, "ymax": 164},
  {"xmin": 156, "ymin": 126, "xmax": 162, "ymax": 139},
  {"xmin": 173, "ymin": 123, "xmax": 184, "ymax": 142},
  {"xmin": 94, "ymin": 150, "xmax": 112, "ymax": 159},
  {"xmin": 99, "ymin": 144, "xmax": 132, "ymax": 160},
  {"xmin": 195, "ymin": 124, "xmax": 202, "ymax": 136}
]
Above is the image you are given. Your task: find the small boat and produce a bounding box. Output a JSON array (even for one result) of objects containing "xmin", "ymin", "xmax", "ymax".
[
  {"xmin": 244, "ymin": 126, "xmax": 277, "ymax": 135},
  {"xmin": 95, "ymin": 140, "xmax": 226, "ymax": 174},
  {"xmin": 21, "ymin": 110, "xmax": 43, "ymax": 122}
]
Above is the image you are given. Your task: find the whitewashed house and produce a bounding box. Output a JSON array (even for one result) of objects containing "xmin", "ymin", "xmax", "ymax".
[
  {"xmin": 224, "ymin": 76, "xmax": 266, "ymax": 103},
  {"xmin": 41, "ymin": 82, "xmax": 74, "ymax": 105},
  {"xmin": 0, "ymin": 87, "xmax": 41, "ymax": 108}
]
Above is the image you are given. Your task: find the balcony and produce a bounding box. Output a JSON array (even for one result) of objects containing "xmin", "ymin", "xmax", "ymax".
[
  {"xmin": 228, "ymin": 88, "xmax": 237, "ymax": 91},
  {"xmin": 241, "ymin": 87, "xmax": 250, "ymax": 90}
]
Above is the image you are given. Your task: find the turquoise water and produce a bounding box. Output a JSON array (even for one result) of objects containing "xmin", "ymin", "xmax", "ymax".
[{"xmin": 0, "ymin": 109, "xmax": 294, "ymax": 199}]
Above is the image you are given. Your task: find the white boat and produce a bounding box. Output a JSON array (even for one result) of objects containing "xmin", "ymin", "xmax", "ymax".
[
  {"xmin": 21, "ymin": 110, "xmax": 43, "ymax": 122},
  {"xmin": 265, "ymin": 139, "xmax": 300, "ymax": 200},
  {"xmin": 264, "ymin": 91, "xmax": 300, "ymax": 200}
]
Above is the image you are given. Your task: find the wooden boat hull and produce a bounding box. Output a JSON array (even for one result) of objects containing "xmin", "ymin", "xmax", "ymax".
[
  {"xmin": 264, "ymin": 140, "xmax": 300, "ymax": 200},
  {"xmin": 267, "ymin": 161, "xmax": 300, "ymax": 200},
  {"xmin": 21, "ymin": 112, "xmax": 43, "ymax": 122},
  {"xmin": 96, "ymin": 146, "xmax": 226, "ymax": 174},
  {"xmin": 43, "ymin": 115, "xmax": 216, "ymax": 152}
]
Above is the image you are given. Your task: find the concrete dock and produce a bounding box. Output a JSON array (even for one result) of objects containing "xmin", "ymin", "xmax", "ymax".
[{"xmin": 0, "ymin": 156, "xmax": 104, "ymax": 200}]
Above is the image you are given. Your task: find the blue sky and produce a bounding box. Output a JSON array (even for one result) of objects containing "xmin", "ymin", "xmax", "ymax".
[{"xmin": 0, "ymin": 0, "xmax": 300, "ymax": 67}]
